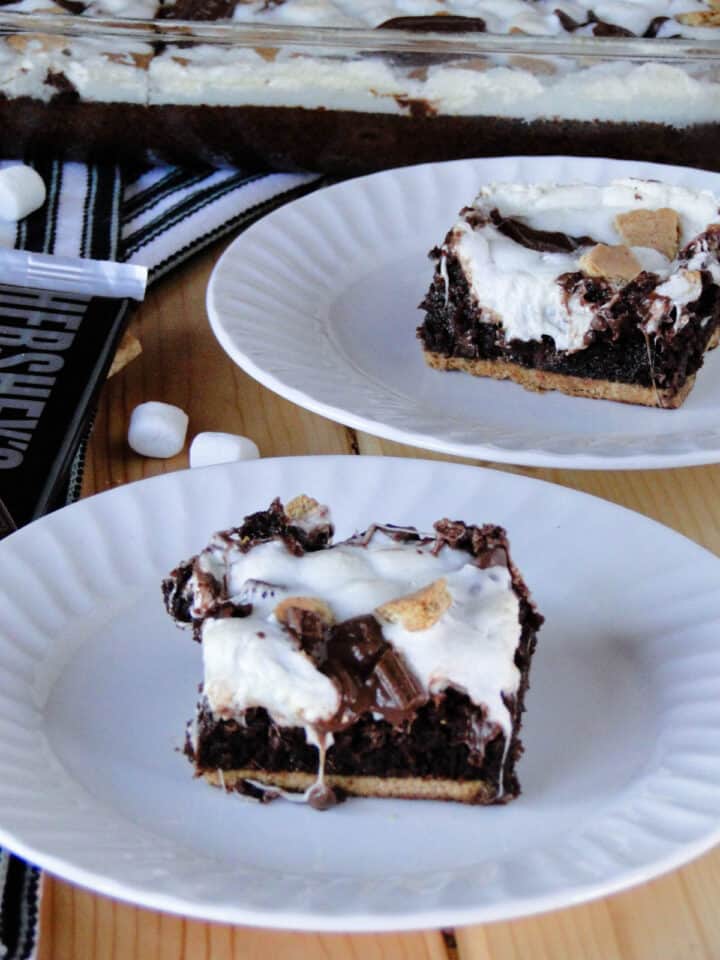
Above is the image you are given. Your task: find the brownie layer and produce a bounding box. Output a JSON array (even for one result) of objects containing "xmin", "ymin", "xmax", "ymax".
[
  {"xmin": 189, "ymin": 681, "xmax": 531, "ymax": 803},
  {"xmin": 418, "ymin": 249, "xmax": 720, "ymax": 403},
  {"xmin": 2, "ymin": 98, "xmax": 720, "ymax": 174}
]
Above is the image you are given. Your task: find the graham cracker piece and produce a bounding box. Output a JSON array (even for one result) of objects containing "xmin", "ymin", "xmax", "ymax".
[
  {"xmin": 675, "ymin": 10, "xmax": 720, "ymax": 25},
  {"xmin": 107, "ymin": 330, "xmax": 142, "ymax": 378},
  {"xmin": 375, "ymin": 578, "xmax": 451, "ymax": 632},
  {"xmin": 275, "ymin": 596, "xmax": 335, "ymax": 626},
  {"xmin": 509, "ymin": 54, "xmax": 557, "ymax": 75},
  {"xmin": 285, "ymin": 494, "xmax": 320, "ymax": 521},
  {"xmin": 254, "ymin": 46, "xmax": 279, "ymax": 62},
  {"xmin": 7, "ymin": 33, "xmax": 67, "ymax": 53},
  {"xmin": 614, "ymin": 208, "xmax": 680, "ymax": 260},
  {"xmin": 579, "ymin": 243, "xmax": 642, "ymax": 283},
  {"xmin": 106, "ymin": 50, "xmax": 153, "ymax": 70}
]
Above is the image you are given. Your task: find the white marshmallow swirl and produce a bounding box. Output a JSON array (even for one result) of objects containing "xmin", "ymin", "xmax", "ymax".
[
  {"xmin": 196, "ymin": 533, "xmax": 522, "ymax": 745},
  {"xmin": 444, "ymin": 179, "xmax": 720, "ymax": 352}
]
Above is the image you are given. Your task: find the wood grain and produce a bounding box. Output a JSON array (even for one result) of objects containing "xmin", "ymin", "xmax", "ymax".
[
  {"xmin": 41, "ymin": 235, "xmax": 718, "ymax": 959},
  {"xmin": 38, "ymin": 880, "xmax": 448, "ymax": 960}
]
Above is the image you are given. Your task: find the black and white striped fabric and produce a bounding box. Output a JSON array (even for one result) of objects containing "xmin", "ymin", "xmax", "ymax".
[
  {"xmin": 0, "ymin": 160, "xmax": 319, "ymax": 276},
  {"xmin": 0, "ymin": 158, "xmax": 321, "ymax": 960},
  {"xmin": 122, "ymin": 166, "xmax": 321, "ymax": 282}
]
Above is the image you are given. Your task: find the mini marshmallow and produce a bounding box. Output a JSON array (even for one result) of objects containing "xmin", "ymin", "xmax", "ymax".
[
  {"xmin": 0, "ymin": 165, "xmax": 46, "ymax": 222},
  {"xmin": 128, "ymin": 401, "xmax": 188, "ymax": 458},
  {"xmin": 189, "ymin": 431, "xmax": 260, "ymax": 468}
]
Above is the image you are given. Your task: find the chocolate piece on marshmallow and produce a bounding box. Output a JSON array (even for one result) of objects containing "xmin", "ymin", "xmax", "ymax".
[
  {"xmin": 0, "ymin": 165, "xmax": 46, "ymax": 222},
  {"xmin": 189, "ymin": 431, "xmax": 260, "ymax": 468},
  {"xmin": 128, "ymin": 401, "xmax": 188, "ymax": 458}
]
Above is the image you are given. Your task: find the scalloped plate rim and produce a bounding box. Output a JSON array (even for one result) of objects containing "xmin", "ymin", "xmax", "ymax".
[
  {"xmin": 207, "ymin": 155, "xmax": 720, "ymax": 470},
  {"xmin": 0, "ymin": 456, "xmax": 720, "ymax": 929}
]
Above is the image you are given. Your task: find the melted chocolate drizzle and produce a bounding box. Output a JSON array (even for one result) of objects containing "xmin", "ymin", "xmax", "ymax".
[
  {"xmin": 158, "ymin": 0, "xmax": 236, "ymax": 18},
  {"xmin": 377, "ymin": 14, "xmax": 486, "ymax": 33},
  {"xmin": 489, "ymin": 208, "xmax": 595, "ymax": 254},
  {"xmin": 52, "ymin": 0, "xmax": 88, "ymax": 12},
  {"xmin": 164, "ymin": 501, "xmax": 523, "ymax": 743},
  {"xmin": 554, "ymin": 8, "xmax": 635, "ymax": 37},
  {"xmin": 643, "ymin": 15, "xmax": 676, "ymax": 38}
]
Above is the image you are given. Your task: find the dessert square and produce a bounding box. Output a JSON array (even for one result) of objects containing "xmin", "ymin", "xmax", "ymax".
[
  {"xmin": 163, "ymin": 495, "xmax": 543, "ymax": 809},
  {"xmin": 4, "ymin": 3, "xmax": 720, "ymax": 172},
  {"xmin": 417, "ymin": 179, "xmax": 720, "ymax": 408}
]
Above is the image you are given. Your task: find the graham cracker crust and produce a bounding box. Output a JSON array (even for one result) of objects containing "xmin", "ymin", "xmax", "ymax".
[
  {"xmin": 203, "ymin": 768, "xmax": 497, "ymax": 804},
  {"xmin": 423, "ymin": 351, "xmax": 694, "ymax": 409}
]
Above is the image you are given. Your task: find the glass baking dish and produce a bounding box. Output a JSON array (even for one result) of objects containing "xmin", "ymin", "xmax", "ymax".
[{"xmin": 1, "ymin": 9, "xmax": 720, "ymax": 174}]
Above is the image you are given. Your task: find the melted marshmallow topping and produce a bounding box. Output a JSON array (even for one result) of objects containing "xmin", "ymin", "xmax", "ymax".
[
  {"xmin": 197, "ymin": 533, "xmax": 521, "ymax": 744},
  {"xmin": 1, "ymin": 0, "xmax": 713, "ymax": 35},
  {"xmin": 444, "ymin": 178, "xmax": 720, "ymax": 352},
  {"xmin": 4, "ymin": 1, "xmax": 720, "ymax": 123}
]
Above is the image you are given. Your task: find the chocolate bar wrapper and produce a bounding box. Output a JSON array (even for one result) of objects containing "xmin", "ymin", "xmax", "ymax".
[{"xmin": 0, "ymin": 249, "xmax": 147, "ymax": 527}]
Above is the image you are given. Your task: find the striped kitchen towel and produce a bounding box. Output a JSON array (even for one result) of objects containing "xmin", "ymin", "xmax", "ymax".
[
  {"xmin": 0, "ymin": 159, "xmax": 320, "ymax": 278},
  {"xmin": 0, "ymin": 158, "xmax": 322, "ymax": 960}
]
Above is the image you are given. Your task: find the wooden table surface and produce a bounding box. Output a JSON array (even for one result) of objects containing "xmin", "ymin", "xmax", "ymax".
[{"xmin": 36, "ymin": 237, "xmax": 720, "ymax": 959}]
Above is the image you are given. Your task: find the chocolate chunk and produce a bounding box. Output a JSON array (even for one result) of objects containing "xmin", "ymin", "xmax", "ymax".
[
  {"xmin": 307, "ymin": 782, "xmax": 341, "ymax": 810},
  {"xmin": 643, "ymin": 15, "xmax": 675, "ymax": 37},
  {"xmin": 53, "ymin": 0, "xmax": 88, "ymax": 12},
  {"xmin": 372, "ymin": 647, "xmax": 425, "ymax": 721},
  {"xmin": 159, "ymin": 0, "xmax": 237, "ymax": 19},
  {"xmin": 315, "ymin": 614, "xmax": 428, "ymax": 728},
  {"xmin": 590, "ymin": 19, "xmax": 635, "ymax": 37},
  {"xmin": 284, "ymin": 607, "xmax": 330, "ymax": 664},
  {"xmin": 554, "ymin": 9, "xmax": 585, "ymax": 31},
  {"xmin": 555, "ymin": 8, "xmax": 635, "ymax": 37},
  {"xmin": 328, "ymin": 614, "xmax": 388, "ymax": 677},
  {"xmin": 46, "ymin": 71, "xmax": 79, "ymax": 102},
  {"xmin": 377, "ymin": 15, "xmax": 486, "ymax": 33},
  {"xmin": 327, "ymin": 663, "xmax": 367, "ymax": 718},
  {"xmin": 489, "ymin": 209, "xmax": 595, "ymax": 253}
]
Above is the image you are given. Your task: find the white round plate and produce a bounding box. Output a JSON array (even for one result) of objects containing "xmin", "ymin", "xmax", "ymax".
[
  {"xmin": 208, "ymin": 155, "xmax": 720, "ymax": 470},
  {"xmin": 2, "ymin": 455, "xmax": 720, "ymax": 930}
]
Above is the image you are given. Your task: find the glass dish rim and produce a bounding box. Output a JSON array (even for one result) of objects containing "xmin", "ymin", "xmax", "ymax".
[{"xmin": 2, "ymin": 9, "xmax": 720, "ymax": 58}]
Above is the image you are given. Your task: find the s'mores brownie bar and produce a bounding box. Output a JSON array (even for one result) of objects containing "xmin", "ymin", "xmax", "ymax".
[
  {"xmin": 418, "ymin": 179, "xmax": 720, "ymax": 408},
  {"xmin": 163, "ymin": 496, "xmax": 542, "ymax": 809}
]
